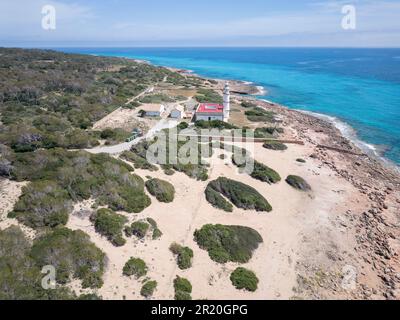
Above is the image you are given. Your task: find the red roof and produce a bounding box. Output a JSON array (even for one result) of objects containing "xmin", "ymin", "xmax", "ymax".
[{"xmin": 196, "ymin": 103, "xmax": 224, "ymax": 114}]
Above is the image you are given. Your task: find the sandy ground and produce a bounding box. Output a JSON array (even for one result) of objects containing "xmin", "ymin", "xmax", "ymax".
[
  {"xmin": 64, "ymin": 137, "xmax": 361, "ymax": 300},
  {"xmin": 92, "ymin": 107, "xmax": 148, "ymax": 133}
]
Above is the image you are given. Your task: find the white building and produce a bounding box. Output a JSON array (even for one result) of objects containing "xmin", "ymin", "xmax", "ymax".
[
  {"xmin": 140, "ymin": 103, "xmax": 165, "ymax": 117},
  {"xmin": 194, "ymin": 82, "xmax": 231, "ymax": 122},
  {"xmin": 170, "ymin": 105, "xmax": 185, "ymax": 119}
]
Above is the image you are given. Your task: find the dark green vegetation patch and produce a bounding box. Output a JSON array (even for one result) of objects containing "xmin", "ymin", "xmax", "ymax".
[
  {"xmin": 169, "ymin": 243, "xmax": 194, "ymax": 270},
  {"xmin": 140, "ymin": 280, "xmax": 157, "ymax": 298},
  {"xmin": 285, "ymin": 175, "xmax": 312, "ymax": 191},
  {"xmin": 194, "ymin": 224, "xmax": 263, "ymax": 264},
  {"xmin": 232, "ymin": 156, "xmax": 281, "ymax": 185},
  {"xmin": 245, "ymin": 107, "xmax": 276, "ymax": 123},
  {"xmin": 3, "ymin": 148, "xmax": 151, "ymax": 229},
  {"xmin": 206, "ymin": 177, "xmax": 272, "ymax": 212},
  {"xmin": 174, "ymin": 276, "xmax": 192, "ymax": 300},
  {"xmin": 122, "ymin": 257, "xmax": 148, "ymax": 278},
  {"xmin": 205, "ymin": 185, "xmax": 234, "ymax": 212},
  {"xmin": 195, "ymin": 120, "xmax": 238, "ymax": 130},
  {"xmin": 145, "ymin": 178, "xmax": 175, "ymax": 203},
  {"xmin": 230, "ymin": 267, "xmax": 259, "ymax": 292},
  {"xmin": 0, "ymin": 226, "xmax": 79, "ymax": 300},
  {"xmin": 30, "ymin": 227, "xmax": 106, "ymax": 288},
  {"xmin": 120, "ymin": 150, "xmax": 158, "ymax": 171},
  {"xmin": 90, "ymin": 208, "xmax": 127, "ymax": 247},
  {"xmin": 263, "ymin": 141, "xmax": 288, "ymax": 151}
]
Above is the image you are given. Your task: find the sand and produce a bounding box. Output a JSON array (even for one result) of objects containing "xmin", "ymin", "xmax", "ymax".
[{"xmin": 62, "ymin": 136, "xmax": 362, "ymax": 300}]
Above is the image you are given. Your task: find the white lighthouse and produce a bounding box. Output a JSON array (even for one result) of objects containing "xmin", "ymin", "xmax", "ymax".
[{"xmin": 223, "ymin": 82, "xmax": 230, "ymax": 122}]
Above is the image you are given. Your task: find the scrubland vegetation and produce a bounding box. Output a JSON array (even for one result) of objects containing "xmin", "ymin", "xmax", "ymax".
[
  {"xmin": 90, "ymin": 208, "xmax": 127, "ymax": 246},
  {"xmin": 145, "ymin": 178, "xmax": 175, "ymax": 203},
  {"xmin": 3, "ymin": 148, "xmax": 151, "ymax": 228},
  {"xmin": 286, "ymin": 175, "xmax": 312, "ymax": 191},
  {"xmin": 123, "ymin": 257, "xmax": 148, "ymax": 278},
  {"xmin": 263, "ymin": 141, "xmax": 288, "ymax": 151},
  {"xmin": 206, "ymin": 177, "xmax": 272, "ymax": 212},
  {"xmin": 170, "ymin": 243, "xmax": 194, "ymax": 270},
  {"xmin": 245, "ymin": 107, "xmax": 276, "ymax": 122},
  {"xmin": 194, "ymin": 224, "xmax": 263, "ymax": 264},
  {"xmin": 230, "ymin": 267, "xmax": 259, "ymax": 292},
  {"xmin": 174, "ymin": 276, "xmax": 192, "ymax": 300}
]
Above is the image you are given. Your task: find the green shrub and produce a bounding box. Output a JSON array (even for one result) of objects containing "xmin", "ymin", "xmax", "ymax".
[
  {"xmin": 145, "ymin": 178, "xmax": 175, "ymax": 203},
  {"xmin": 90, "ymin": 208, "xmax": 127, "ymax": 247},
  {"xmin": 169, "ymin": 243, "xmax": 194, "ymax": 270},
  {"xmin": 296, "ymin": 158, "xmax": 306, "ymax": 163},
  {"xmin": 230, "ymin": 267, "xmax": 259, "ymax": 292},
  {"xmin": 195, "ymin": 120, "xmax": 238, "ymax": 130},
  {"xmin": 10, "ymin": 180, "xmax": 72, "ymax": 228},
  {"xmin": 194, "ymin": 224, "xmax": 263, "ymax": 264},
  {"xmin": 207, "ymin": 177, "xmax": 272, "ymax": 212},
  {"xmin": 263, "ymin": 141, "xmax": 288, "ymax": 151},
  {"xmin": 152, "ymin": 228, "xmax": 163, "ymax": 240},
  {"xmin": 174, "ymin": 276, "xmax": 192, "ymax": 300},
  {"xmin": 232, "ymin": 158, "xmax": 281, "ymax": 185},
  {"xmin": 129, "ymin": 221, "xmax": 150, "ymax": 239},
  {"xmin": 78, "ymin": 293, "xmax": 102, "ymax": 300},
  {"xmin": 30, "ymin": 227, "xmax": 105, "ymax": 288},
  {"xmin": 205, "ymin": 185, "xmax": 233, "ymax": 212},
  {"xmin": 120, "ymin": 150, "xmax": 158, "ymax": 171},
  {"xmin": 253, "ymin": 127, "xmax": 283, "ymax": 138},
  {"xmin": 241, "ymin": 101, "xmax": 257, "ymax": 109},
  {"xmin": 194, "ymin": 88, "xmax": 222, "ymax": 104},
  {"xmin": 6, "ymin": 149, "xmax": 151, "ymax": 229},
  {"xmin": 245, "ymin": 108, "xmax": 276, "ymax": 122},
  {"xmin": 122, "ymin": 257, "xmax": 148, "ymax": 278},
  {"xmin": 285, "ymin": 175, "xmax": 311, "ymax": 191},
  {"xmin": 141, "ymin": 280, "xmax": 157, "ymax": 298}
]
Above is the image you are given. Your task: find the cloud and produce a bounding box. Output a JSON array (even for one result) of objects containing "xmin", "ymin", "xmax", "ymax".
[{"xmin": 0, "ymin": 0, "xmax": 399, "ymax": 47}]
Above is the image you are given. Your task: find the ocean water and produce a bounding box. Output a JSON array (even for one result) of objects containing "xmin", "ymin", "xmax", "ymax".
[{"xmin": 59, "ymin": 48, "xmax": 400, "ymax": 166}]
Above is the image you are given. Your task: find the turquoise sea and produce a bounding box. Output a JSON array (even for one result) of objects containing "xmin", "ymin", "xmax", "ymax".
[{"xmin": 58, "ymin": 48, "xmax": 400, "ymax": 166}]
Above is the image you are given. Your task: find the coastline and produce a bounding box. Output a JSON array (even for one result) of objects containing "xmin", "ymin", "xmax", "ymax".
[{"xmin": 1, "ymin": 49, "xmax": 400, "ymax": 300}]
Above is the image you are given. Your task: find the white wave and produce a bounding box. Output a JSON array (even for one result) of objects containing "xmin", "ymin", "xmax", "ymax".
[{"xmin": 297, "ymin": 110, "xmax": 399, "ymax": 172}]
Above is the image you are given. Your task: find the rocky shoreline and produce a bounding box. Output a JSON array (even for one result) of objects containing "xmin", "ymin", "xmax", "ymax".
[{"xmin": 246, "ymin": 97, "xmax": 400, "ymax": 300}]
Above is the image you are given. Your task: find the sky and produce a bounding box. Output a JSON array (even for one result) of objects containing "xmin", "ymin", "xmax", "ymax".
[{"xmin": 0, "ymin": 0, "xmax": 399, "ymax": 47}]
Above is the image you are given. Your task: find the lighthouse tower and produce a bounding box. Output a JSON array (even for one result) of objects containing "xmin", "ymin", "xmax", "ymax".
[{"xmin": 223, "ymin": 82, "xmax": 230, "ymax": 122}]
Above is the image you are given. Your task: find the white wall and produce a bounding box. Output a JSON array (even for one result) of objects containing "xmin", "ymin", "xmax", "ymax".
[{"xmin": 196, "ymin": 114, "xmax": 224, "ymax": 121}]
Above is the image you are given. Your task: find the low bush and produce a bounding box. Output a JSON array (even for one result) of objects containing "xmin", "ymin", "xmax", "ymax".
[
  {"xmin": 128, "ymin": 221, "xmax": 150, "ymax": 239},
  {"xmin": 10, "ymin": 180, "xmax": 72, "ymax": 228},
  {"xmin": 169, "ymin": 243, "xmax": 194, "ymax": 270},
  {"xmin": 285, "ymin": 175, "xmax": 311, "ymax": 191},
  {"xmin": 174, "ymin": 276, "xmax": 192, "ymax": 300},
  {"xmin": 296, "ymin": 158, "xmax": 306, "ymax": 163},
  {"xmin": 145, "ymin": 178, "xmax": 175, "ymax": 203},
  {"xmin": 263, "ymin": 141, "xmax": 288, "ymax": 151},
  {"xmin": 90, "ymin": 208, "xmax": 127, "ymax": 247},
  {"xmin": 0, "ymin": 226, "xmax": 78, "ymax": 300},
  {"xmin": 205, "ymin": 185, "xmax": 233, "ymax": 212},
  {"xmin": 141, "ymin": 280, "xmax": 157, "ymax": 298},
  {"xmin": 241, "ymin": 101, "xmax": 257, "ymax": 109},
  {"xmin": 195, "ymin": 120, "xmax": 238, "ymax": 130},
  {"xmin": 245, "ymin": 107, "xmax": 276, "ymax": 122},
  {"xmin": 206, "ymin": 177, "xmax": 272, "ymax": 212},
  {"xmin": 120, "ymin": 150, "xmax": 158, "ymax": 171},
  {"xmin": 30, "ymin": 227, "xmax": 106, "ymax": 288},
  {"xmin": 230, "ymin": 267, "xmax": 259, "ymax": 292},
  {"xmin": 122, "ymin": 257, "xmax": 148, "ymax": 278},
  {"xmin": 194, "ymin": 224, "xmax": 263, "ymax": 264}
]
